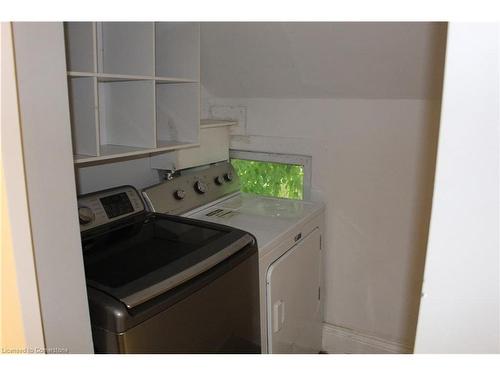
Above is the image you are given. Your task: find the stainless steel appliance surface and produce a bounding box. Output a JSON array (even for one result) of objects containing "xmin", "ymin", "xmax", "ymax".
[{"xmin": 78, "ymin": 185, "xmax": 261, "ymax": 354}]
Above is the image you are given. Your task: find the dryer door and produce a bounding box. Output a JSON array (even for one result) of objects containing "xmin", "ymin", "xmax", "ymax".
[{"xmin": 266, "ymin": 228, "xmax": 322, "ymax": 353}]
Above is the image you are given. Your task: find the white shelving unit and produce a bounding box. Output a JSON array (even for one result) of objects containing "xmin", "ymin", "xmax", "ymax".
[{"xmin": 64, "ymin": 22, "xmax": 201, "ymax": 164}]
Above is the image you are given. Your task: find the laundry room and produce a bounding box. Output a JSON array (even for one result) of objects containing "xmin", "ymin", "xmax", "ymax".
[
  {"xmin": 70, "ymin": 22, "xmax": 446, "ymax": 354},
  {"xmin": 1, "ymin": 6, "xmax": 499, "ymax": 365}
]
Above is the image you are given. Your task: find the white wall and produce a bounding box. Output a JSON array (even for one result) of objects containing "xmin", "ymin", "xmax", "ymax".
[
  {"xmin": 12, "ymin": 22, "xmax": 94, "ymax": 353},
  {"xmin": 207, "ymin": 97, "xmax": 441, "ymax": 351},
  {"xmin": 201, "ymin": 22, "xmax": 445, "ymax": 100},
  {"xmin": 201, "ymin": 23, "xmax": 447, "ymax": 352},
  {"xmin": 414, "ymin": 23, "xmax": 500, "ymax": 354},
  {"xmin": 75, "ymin": 157, "xmax": 160, "ymax": 195}
]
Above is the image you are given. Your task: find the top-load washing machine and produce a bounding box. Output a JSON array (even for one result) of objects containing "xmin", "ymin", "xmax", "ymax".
[
  {"xmin": 78, "ymin": 185, "xmax": 261, "ymax": 353},
  {"xmin": 142, "ymin": 162, "xmax": 325, "ymax": 353}
]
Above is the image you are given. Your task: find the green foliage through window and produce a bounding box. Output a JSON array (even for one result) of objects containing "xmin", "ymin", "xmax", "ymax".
[{"xmin": 231, "ymin": 158, "xmax": 304, "ymax": 200}]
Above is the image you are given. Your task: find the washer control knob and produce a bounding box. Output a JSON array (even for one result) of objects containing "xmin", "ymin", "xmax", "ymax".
[
  {"xmin": 224, "ymin": 171, "xmax": 234, "ymax": 182},
  {"xmin": 78, "ymin": 206, "xmax": 95, "ymax": 225},
  {"xmin": 194, "ymin": 181, "xmax": 207, "ymax": 194},
  {"xmin": 214, "ymin": 175, "xmax": 225, "ymax": 185},
  {"xmin": 174, "ymin": 189, "xmax": 186, "ymax": 200}
]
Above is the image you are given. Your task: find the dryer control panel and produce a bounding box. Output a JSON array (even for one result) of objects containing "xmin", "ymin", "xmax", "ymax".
[{"xmin": 77, "ymin": 186, "xmax": 145, "ymax": 232}]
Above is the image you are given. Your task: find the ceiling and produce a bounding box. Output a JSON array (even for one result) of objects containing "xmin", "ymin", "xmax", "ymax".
[{"xmin": 201, "ymin": 22, "xmax": 447, "ymax": 99}]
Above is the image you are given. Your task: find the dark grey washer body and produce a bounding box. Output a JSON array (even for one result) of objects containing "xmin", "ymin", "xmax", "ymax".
[
  {"xmin": 88, "ymin": 242, "xmax": 260, "ymax": 354},
  {"xmin": 79, "ymin": 185, "xmax": 261, "ymax": 354}
]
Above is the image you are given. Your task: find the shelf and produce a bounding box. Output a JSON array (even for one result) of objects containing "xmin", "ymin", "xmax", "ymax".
[
  {"xmin": 68, "ymin": 71, "xmax": 96, "ymax": 78},
  {"xmin": 100, "ymin": 144, "xmax": 152, "ymax": 156},
  {"xmin": 156, "ymin": 140, "xmax": 199, "ymax": 152},
  {"xmin": 74, "ymin": 153, "xmax": 98, "ymax": 163},
  {"xmin": 74, "ymin": 142, "xmax": 199, "ymax": 165},
  {"xmin": 65, "ymin": 22, "xmax": 202, "ymax": 167},
  {"xmin": 155, "ymin": 76, "xmax": 198, "ymax": 83},
  {"xmin": 97, "ymin": 73, "xmax": 152, "ymax": 82},
  {"xmin": 200, "ymin": 119, "xmax": 238, "ymax": 128},
  {"xmin": 68, "ymin": 71, "xmax": 197, "ymax": 83},
  {"xmin": 74, "ymin": 145, "xmax": 150, "ymax": 164}
]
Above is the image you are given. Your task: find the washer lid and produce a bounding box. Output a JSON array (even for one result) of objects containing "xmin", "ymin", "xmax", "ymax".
[{"xmin": 83, "ymin": 213, "xmax": 254, "ymax": 309}]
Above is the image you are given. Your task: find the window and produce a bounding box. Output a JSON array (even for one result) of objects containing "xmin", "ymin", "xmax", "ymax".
[{"xmin": 229, "ymin": 150, "xmax": 312, "ymax": 200}]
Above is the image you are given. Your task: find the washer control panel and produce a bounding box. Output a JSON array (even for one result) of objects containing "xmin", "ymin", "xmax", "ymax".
[
  {"xmin": 142, "ymin": 162, "xmax": 240, "ymax": 215},
  {"xmin": 77, "ymin": 185, "xmax": 145, "ymax": 232}
]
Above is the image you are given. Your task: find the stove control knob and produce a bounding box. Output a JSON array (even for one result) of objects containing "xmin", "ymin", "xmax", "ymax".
[
  {"xmin": 174, "ymin": 189, "xmax": 186, "ymax": 200},
  {"xmin": 194, "ymin": 181, "xmax": 207, "ymax": 194},
  {"xmin": 224, "ymin": 171, "xmax": 234, "ymax": 182},
  {"xmin": 214, "ymin": 175, "xmax": 224, "ymax": 185},
  {"xmin": 78, "ymin": 206, "xmax": 95, "ymax": 226}
]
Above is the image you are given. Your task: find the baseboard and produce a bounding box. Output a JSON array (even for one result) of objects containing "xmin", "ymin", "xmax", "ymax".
[{"xmin": 322, "ymin": 323, "xmax": 413, "ymax": 354}]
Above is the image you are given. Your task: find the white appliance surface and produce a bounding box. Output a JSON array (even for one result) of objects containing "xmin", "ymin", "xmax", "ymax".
[
  {"xmin": 187, "ymin": 192, "xmax": 323, "ymax": 257},
  {"xmin": 267, "ymin": 228, "xmax": 322, "ymax": 353},
  {"xmin": 185, "ymin": 191, "xmax": 325, "ymax": 353}
]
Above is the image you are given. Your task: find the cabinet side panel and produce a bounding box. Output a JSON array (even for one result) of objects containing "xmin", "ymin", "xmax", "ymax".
[{"xmin": 12, "ymin": 21, "xmax": 94, "ymax": 353}]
